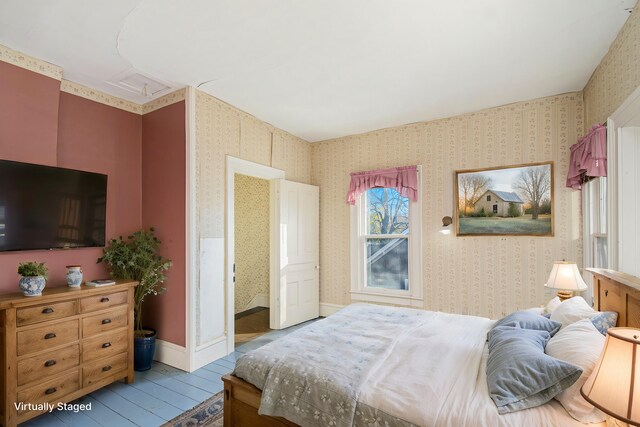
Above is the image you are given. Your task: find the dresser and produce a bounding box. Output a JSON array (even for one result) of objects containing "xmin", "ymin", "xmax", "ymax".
[{"xmin": 0, "ymin": 280, "xmax": 137, "ymax": 427}]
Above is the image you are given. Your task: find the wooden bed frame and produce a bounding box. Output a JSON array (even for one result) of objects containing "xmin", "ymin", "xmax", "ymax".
[{"xmin": 222, "ymin": 268, "xmax": 640, "ymax": 427}]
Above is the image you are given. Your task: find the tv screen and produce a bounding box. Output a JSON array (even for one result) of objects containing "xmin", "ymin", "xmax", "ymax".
[{"xmin": 0, "ymin": 160, "xmax": 107, "ymax": 252}]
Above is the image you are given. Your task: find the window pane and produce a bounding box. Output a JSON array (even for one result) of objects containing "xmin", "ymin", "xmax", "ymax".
[
  {"xmin": 366, "ymin": 238, "xmax": 408, "ymax": 290},
  {"xmin": 366, "ymin": 188, "xmax": 409, "ymax": 235},
  {"xmin": 594, "ymin": 236, "xmax": 607, "ymax": 268},
  {"xmin": 599, "ymin": 177, "xmax": 607, "ymax": 234}
]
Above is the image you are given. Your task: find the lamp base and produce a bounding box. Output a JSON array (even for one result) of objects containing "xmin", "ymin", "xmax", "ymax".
[
  {"xmin": 606, "ymin": 416, "xmax": 629, "ymax": 427},
  {"xmin": 556, "ymin": 290, "xmax": 574, "ymax": 301}
]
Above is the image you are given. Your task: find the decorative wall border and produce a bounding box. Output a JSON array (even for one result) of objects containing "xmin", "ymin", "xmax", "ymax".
[
  {"xmin": 0, "ymin": 44, "xmax": 63, "ymax": 80},
  {"xmin": 142, "ymin": 89, "xmax": 187, "ymax": 114},
  {"xmin": 61, "ymin": 80, "xmax": 186, "ymax": 115},
  {"xmin": 61, "ymin": 80, "xmax": 143, "ymax": 114}
]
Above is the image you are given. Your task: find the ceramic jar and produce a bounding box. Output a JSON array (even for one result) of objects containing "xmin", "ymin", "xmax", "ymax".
[
  {"xmin": 66, "ymin": 265, "xmax": 83, "ymax": 287},
  {"xmin": 19, "ymin": 276, "xmax": 46, "ymax": 296}
]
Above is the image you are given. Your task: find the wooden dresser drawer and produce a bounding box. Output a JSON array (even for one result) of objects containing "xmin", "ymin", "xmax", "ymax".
[
  {"xmin": 16, "ymin": 300, "xmax": 77, "ymax": 327},
  {"xmin": 82, "ymin": 307, "xmax": 128, "ymax": 338},
  {"xmin": 80, "ymin": 291, "xmax": 128, "ymax": 313},
  {"xmin": 17, "ymin": 319, "xmax": 79, "ymax": 357},
  {"xmin": 83, "ymin": 329, "xmax": 129, "ymax": 362},
  {"xmin": 83, "ymin": 353, "xmax": 127, "ymax": 388},
  {"xmin": 18, "ymin": 345, "xmax": 80, "ymax": 386},
  {"xmin": 17, "ymin": 370, "xmax": 79, "ymax": 415}
]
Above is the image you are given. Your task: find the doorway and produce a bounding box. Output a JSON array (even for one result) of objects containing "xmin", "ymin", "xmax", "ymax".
[{"xmin": 234, "ymin": 173, "xmax": 271, "ymax": 346}]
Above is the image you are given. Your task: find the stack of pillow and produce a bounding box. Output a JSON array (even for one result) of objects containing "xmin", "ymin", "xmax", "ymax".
[{"xmin": 487, "ymin": 296, "xmax": 617, "ymax": 423}]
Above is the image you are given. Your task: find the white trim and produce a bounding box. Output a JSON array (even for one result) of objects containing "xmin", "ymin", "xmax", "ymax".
[
  {"xmin": 154, "ymin": 340, "xmax": 187, "ymax": 371},
  {"xmin": 192, "ymin": 339, "xmax": 227, "ymax": 371},
  {"xmin": 349, "ymin": 165, "xmax": 423, "ymax": 305},
  {"xmin": 350, "ymin": 291, "xmax": 424, "ymax": 307},
  {"xmin": 607, "ymin": 84, "xmax": 640, "ymax": 271},
  {"xmin": 186, "ymin": 86, "xmax": 197, "ymax": 372},
  {"xmin": 320, "ymin": 303, "xmax": 345, "ymax": 317},
  {"xmin": 226, "ymin": 157, "xmax": 285, "ymax": 356},
  {"xmin": 241, "ymin": 293, "xmax": 270, "ymax": 313}
]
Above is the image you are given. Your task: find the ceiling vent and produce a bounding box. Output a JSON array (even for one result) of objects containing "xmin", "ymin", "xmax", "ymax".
[{"xmin": 107, "ymin": 72, "xmax": 171, "ymax": 98}]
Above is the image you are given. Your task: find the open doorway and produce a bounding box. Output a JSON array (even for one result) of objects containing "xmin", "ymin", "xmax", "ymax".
[{"xmin": 234, "ymin": 173, "xmax": 271, "ymax": 346}]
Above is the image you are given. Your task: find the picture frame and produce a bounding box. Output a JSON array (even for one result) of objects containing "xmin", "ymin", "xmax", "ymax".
[{"xmin": 454, "ymin": 161, "xmax": 554, "ymax": 236}]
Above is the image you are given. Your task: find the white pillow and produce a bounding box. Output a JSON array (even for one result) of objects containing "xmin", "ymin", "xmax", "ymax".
[
  {"xmin": 545, "ymin": 296, "xmax": 562, "ymax": 314},
  {"xmin": 550, "ymin": 297, "xmax": 597, "ymax": 329},
  {"xmin": 545, "ymin": 318, "xmax": 606, "ymax": 423}
]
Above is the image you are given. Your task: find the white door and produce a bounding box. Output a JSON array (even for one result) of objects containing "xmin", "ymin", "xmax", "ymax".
[{"xmin": 270, "ymin": 179, "xmax": 319, "ymax": 329}]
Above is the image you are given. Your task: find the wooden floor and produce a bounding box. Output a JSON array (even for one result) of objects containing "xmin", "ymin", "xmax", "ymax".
[
  {"xmin": 234, "ymin": 307, "xmax": 271, "ymax": 346},
  {"xmin": 21, "ymin": 318, "xmax": 318, "ymax": 427}
]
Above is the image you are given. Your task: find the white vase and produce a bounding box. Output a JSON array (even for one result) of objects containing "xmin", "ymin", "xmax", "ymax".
[{"xmin": 66, "ymin": 265, "xmax": 83, "ymax": 287}]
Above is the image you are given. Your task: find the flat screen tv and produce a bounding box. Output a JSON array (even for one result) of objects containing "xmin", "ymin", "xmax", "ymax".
[{"xmin": 0, "ymin": 160, "xmax": 107, "ymax": 252}]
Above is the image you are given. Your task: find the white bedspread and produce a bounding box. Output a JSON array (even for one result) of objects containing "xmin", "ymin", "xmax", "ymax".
[{"xmin": 358, "ymin": 309, "xmax": 603, "ymax": 427}]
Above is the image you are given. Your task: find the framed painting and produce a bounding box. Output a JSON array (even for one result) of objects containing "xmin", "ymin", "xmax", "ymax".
[{"xmin": 455, "ymin": 161, "xmax": 554, "ymax": 236}]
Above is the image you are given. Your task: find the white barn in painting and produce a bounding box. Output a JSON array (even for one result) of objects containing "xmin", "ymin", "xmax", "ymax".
[{"xmin": 474, "ymin": 190, "xmax": 524, "ymax": 217}]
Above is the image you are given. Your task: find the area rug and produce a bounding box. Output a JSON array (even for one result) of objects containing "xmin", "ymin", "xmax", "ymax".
[{"xmin": 162, "ymin": 391, "xmax": 224, "ymax": 427}]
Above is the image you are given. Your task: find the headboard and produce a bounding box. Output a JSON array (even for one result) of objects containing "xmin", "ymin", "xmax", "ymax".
[{"xmin": 587, "ymin": 268, "xmax": 640, "ymax": 328}]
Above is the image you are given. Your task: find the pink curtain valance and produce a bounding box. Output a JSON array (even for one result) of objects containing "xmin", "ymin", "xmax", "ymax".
[
  {"xmin": 346, "ymin": 165, "xmax": 418, "ymax": 205},
  {"xmin": 566, "ymin": 123, "xmax": 607, "ymax": 190}
]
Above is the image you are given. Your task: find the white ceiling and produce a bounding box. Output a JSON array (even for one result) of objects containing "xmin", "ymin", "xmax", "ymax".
[{"xmin": 0, "ymin": 1, "xmax": 635, "ymax": 141}]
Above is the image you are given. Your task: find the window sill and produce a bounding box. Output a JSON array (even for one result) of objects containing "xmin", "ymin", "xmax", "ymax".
[{"xmin": 350, "ymin": 290, "xmax": 423, "ymax": 307}]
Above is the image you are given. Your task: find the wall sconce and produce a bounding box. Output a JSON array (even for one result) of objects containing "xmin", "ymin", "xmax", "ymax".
[{"xmin": 440, "ymin": 216, "xmax": 453, "ymax": 235}]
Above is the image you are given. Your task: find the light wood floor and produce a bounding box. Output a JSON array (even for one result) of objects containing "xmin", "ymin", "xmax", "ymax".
[
  {"xmin": 235, "ymin": 307, "xmax": 271, "ymax": 346},
  {"xmin": 21, "ymin": 317, "xmax": 318, "ymax": 427}
]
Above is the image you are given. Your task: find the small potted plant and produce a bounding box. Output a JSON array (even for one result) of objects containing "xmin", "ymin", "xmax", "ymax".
[
  {"xmin": 17, "ymin": 262, "xmax": 48, "ymax": 296},
  {"xmin": 98, "ymin": 228, "xmax": 171, "ymax": 371}
]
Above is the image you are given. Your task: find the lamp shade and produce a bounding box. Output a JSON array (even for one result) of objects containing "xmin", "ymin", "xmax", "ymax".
[
  {"xmin": 544, "ymin": 261, "xmax": 587, "ymax": 291},
  {"xmin": 581, "ymin": 328, "xmax": 640, "ymax": 425}
]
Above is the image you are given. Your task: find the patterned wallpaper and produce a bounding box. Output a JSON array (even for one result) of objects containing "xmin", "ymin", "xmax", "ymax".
[
  {"xmin": 234, "ymin": 174, "xmax": 270, "ymax": 314},
  {"xmin": 584, "ymin": 3, "xmax": 640, "ymax": 127},
  {"xmin": 194, "ymin": 89, "xmax": 312, "ymax": 344},
  {"xmin": 311, "ymin": 93, "xmax": 584, "ymax": 319}
]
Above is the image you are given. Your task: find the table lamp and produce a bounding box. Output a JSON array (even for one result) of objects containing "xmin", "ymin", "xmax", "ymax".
[
  {"xmin": 581, "ymin": 328, "xmax": 640, "ymax": 427},
  {"xmin": 544, "ymin": 261, "xmax": 587, "ymax": 301}
]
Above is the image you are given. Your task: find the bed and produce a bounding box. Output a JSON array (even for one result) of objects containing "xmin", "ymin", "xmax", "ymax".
[{"xmin": 222, "ymin": 269, "xmax": 640, "ymax": 427}]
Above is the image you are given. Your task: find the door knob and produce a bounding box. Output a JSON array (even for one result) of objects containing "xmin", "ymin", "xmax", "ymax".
[{"xmin": 315, "ymin": 266, "xmax": 320, "ymax": 269}]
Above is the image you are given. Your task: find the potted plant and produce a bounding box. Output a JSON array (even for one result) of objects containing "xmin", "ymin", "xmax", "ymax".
[
  {"xmin": 17, "ymin": 262, "xmax": 48, "ymax": 296},
  {"xmin": 98, "ymin": 228, "xmax": 171, "ymax": 371}
]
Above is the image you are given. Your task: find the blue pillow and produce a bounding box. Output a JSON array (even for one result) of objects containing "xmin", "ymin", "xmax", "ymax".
[
  {"xmin": 492, "ymin": 311, "xmax": 561, "ymax": 336},
  {"xmin": 590, "ymin": 311, "xmax": 618, "ymax": 335},
  {"xmin": 487, "ymin": 326, "xmax": 583, "ymax": 414}
]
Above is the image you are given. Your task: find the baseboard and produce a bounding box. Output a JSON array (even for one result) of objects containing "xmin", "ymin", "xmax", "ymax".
[
  {"xmin": 320, "ymin": 302, "xmax": 344, "ymax": 317},
  {"xmin": 238, "ymin": 292, "xmax": 269, "ymax": 314},
  {"xmin": 154, "ymin": 339, "xmax": 187, "ymax": 371}
]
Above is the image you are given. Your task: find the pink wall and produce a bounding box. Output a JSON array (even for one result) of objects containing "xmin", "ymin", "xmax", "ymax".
[
  {"xmin": 0, "ymin": 65, "xmax": 142, "ymax": 292},
  {"xmin": 0, "ymin": 61, "xmax": 59, "ymax": 166},
  {"xmin": 141, "ymin": 101, "xmax": 186, "ymax": 347}
]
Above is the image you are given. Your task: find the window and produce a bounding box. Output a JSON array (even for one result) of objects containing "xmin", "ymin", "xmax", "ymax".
[
  {"xmin": 350, "ymin": 172, "xmax": 422, "ymax": 306},
  {"xmin": 583, "ymin": 177, "xmax": 607, "ymax": 304},
  {"xmin": 487, "ymin": 195, "xmax": 491, "ymax": 201}
]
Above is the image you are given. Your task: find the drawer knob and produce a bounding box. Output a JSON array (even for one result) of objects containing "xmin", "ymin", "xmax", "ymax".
[
  {"xmin": 44, "ymin": 360, "xmax": 57, "ymax": 367},
  {"xmin": 101, "ymin": 297, "xmax": 110, "ymax": 303},
  {"xmin": 605, "ymin": 290, "xmax": 609, "ymax": 297},
  {"xmin": 102, "ymin": 319, "xmax": 112, "ymax": 325},
  {"xmin": 42, "ymin": 307, "xmax": 54, "ymax": 314},
  {"xmin": 44, "ymin": 333, "xmax": 56, "ymax": 340},
  {"xmin": 45, "ymin": 387, "xmax": 57, "ymax": 395},
  {"xmin": 102, "ymin": 365, "xmax": 112, "ymax": 372},
  {"xmin": 102, "ymin": 342, "xmax": 112, "ymax": 349}
]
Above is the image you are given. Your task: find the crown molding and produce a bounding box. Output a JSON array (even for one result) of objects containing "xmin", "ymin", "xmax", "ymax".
[{"xmin": 0, "ymin": 44, "xmax": 63, "ymax": 80}]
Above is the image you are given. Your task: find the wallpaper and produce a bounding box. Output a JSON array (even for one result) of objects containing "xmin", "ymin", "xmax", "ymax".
[
  {"xmin": 584, "ymin": 3, "xmax": 640, "ymax": 127},
  {"xmin": 311, "ymin": 93, "xmax": 584, "ymax": 319},
  {"xmin": 194, "ymin": 89, "xmax": 312, "ymax": 344},
  {"xmin": 234, "ymin": 174, "xmax": 270, "ymax": 314}
]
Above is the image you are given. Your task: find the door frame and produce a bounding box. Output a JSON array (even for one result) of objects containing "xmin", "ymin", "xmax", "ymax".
[{"xmin": 226, "ymin": 156, "xmax": 285, "ymax": 353}]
